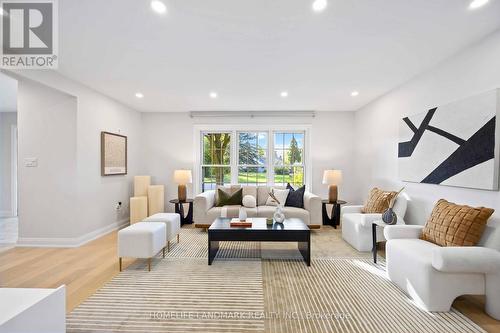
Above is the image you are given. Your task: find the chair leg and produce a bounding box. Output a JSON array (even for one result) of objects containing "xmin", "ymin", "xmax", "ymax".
[
  {"xmin": 177, "ymin": 234, "xmax": 180, "ymax": 243},
  {"xmin": 167, "ymin": 241, "xmax": 170, "ymax": 252},
  {"xmin": 148, "ymin": 258, "xmax": 151, "ymax": 272},
  {"xmin": 119, "ymin": 257, "xmax": 122, "ymax": 272},
  {"xmin": 162, "ymin": 247, "xmax": 165, "ymax": 258}
]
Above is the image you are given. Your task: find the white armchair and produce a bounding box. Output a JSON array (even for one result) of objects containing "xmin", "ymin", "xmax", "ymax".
[
  {"xmin": 341, "ymin": 196, "xmax": 407, "ymax": 252},
  {"xmin": 384, "ymin": 225, "xmax": 500, "ymax": 319}
]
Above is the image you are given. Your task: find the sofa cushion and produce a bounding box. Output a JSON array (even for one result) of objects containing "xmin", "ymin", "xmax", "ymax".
[
  {"xmin": 217, "ymin": 188, "xmax": 243, "ymax": 207},
  {"xmin": 257, "ymin": 205, "xmax": 275, "ymax": 218},
  {"xmin": 421, "ymin": 199, "xmax": 494, "ymax": 247},
  {"xmin": 257, "ymin": 185, "xmax": 285, "ymax": 206},
  {"xmin": 285, "ymin": 183, "xmax": 305, "ymax": 208},
  {"xmin": 283, "ymin": 207, "xmax": 310, "ymax": 224},
  {"xmin": 362, "ymin": 187, "xmax": 398, "ymax": 213},
  {"xmin": 215, "ymin": 185, "xmax": 241, "ymax": 206},
  {"xmin": 256, "ymin": 206, "xmax": 309, "ymax": 224},
  {"xmin": 242, "ymin": 195, "xmax": 256, "ymax": 208},
  {"xmin": 265, "ymin": 188, "xmax": 289, "ymax": 206},
  {"xmin": 242, "ymin": 186, "xmax": 257, "ymax": 200}
]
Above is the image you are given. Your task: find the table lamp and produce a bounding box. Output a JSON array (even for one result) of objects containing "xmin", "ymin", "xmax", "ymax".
[
  {"xmin": 174, "ymin": 169, "xmax": 192, "ymax": 202},
  {"xmin": 322, "ymin": 170, "xmax": 342, "ymax": 203}
]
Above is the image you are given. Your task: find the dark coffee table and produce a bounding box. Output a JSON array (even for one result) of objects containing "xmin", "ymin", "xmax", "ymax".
[{"xmin": 208, "ymin": 217, "xmax": 311, "ymax": 266}]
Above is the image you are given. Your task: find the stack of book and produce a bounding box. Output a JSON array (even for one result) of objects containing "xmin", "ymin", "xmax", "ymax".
[{"xmin": 230, "ymin": 218, "xmax": 253, "ymax": 227}]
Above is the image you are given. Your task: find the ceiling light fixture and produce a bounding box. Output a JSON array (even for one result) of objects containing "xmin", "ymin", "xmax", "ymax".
[
  {"xmin": 151, "ymin": 0, "xmax": 167, "ymax": 14},
  {"xmin": 469, "ymin": 0, "xmax": 489, "ymax": 9},
  {"xmin": 135, "ymin": 92, "xmax": 144, "ymax": 98},
  {"xmin": 351, "ymin": 91, "xmax": 359, "ymax": 97},
  {"xmin": 280, "ymin": 91, "xmax": 289, "ymax": 98},
  {"xmin": 210, "ymin": 92, "xmax": 218, "ymax": 99},
  {"xmin": 312, "ymin": 0, "xmax": 328, "ymax": 12}
]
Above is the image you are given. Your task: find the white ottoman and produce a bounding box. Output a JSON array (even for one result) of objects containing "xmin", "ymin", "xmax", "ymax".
[
  {"xmin": 143, "ymin": 213, "xmax": 181, "ymax": 251},
  {"xmin": 118, "ymin": 222, "xmax": 166, "ymax": 271}
]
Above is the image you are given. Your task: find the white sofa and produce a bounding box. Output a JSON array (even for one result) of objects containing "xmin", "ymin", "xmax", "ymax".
[
  {"xmin": 341, "ymin": 195, "xmax": 407, "ymax": 251},
  {"xmin": 384, "ymin": 224, "xmax": 500, "ymax": 319},
  {"xmin": 194, "ymin": 185, "xmax": 321, "ymax": 228}
]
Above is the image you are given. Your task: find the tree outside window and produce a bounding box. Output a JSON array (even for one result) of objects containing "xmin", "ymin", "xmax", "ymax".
[
  {"xmin": 274, "ymin": 132, "xmax": 304, "ymax": 187},
  {"xmin": 201, "ymin": 132, "xmax": 231, "ymax": 191}
]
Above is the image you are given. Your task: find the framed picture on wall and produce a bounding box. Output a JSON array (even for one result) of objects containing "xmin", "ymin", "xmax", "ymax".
[
  {"xmin": 398, "ymin": 89, "xmax": 500, "ymax": 190},
  {"xmin": 101, "ymin": 131, "xmax": 127, "ymax": 176}
]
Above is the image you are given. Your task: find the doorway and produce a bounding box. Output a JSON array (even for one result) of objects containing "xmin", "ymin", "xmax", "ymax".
[{"xmin": 0, "ymin": 73, "xmax": 18, "ymax": 246}]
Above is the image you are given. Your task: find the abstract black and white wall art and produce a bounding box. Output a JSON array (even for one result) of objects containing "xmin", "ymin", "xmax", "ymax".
[{"xmin": 398, "ymin": 89, "xmax": 500, "ymax": 190}]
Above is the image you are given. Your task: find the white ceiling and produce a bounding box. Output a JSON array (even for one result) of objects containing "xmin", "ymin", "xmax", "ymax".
[
  {"xmin": 57, "ymin": 0, "xmax": 500, "ymax": 112},
  {"xmin": 0, "ymin": 72, "xmax": 17, "ymax": 112}
]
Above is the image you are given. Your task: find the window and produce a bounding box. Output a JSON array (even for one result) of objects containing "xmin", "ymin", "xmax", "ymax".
[
  {"xmin": 201, "ymin": 132, "xmax": 231, "ymax": 191},
  {"xmin": 238, "ymin": 132, "xmax": 268, "ymax": 185},
  {"xmin": 197, "ymin": 128, "xmax": 308, "ymax": 192},
  {"xmin": 273, "ymin": 132, "xmax": 305, "ymax": 187}
]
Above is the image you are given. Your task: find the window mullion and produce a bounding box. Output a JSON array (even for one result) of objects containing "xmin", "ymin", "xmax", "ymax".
[
  {"xmin": 269, "ymin": 130, "xmax": 274, "ymax": 186},
  {"xmin": 231, "ymin": 130, "xmax": 238, "ymax": 184}
]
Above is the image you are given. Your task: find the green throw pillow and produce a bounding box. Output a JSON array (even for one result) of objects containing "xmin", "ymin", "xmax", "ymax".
[{"xmin": 217, "ymin": 188, "xmax": 243, "ymax": 207}]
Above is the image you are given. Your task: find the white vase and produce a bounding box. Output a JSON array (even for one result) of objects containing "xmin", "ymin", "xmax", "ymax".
[
  {"xmin": 273, "ymin": 204, "xmax": 285, "ymax": 223},
  {"xmin": 239, "ymin": 207, "xmax": 247, "ymax": 221}
]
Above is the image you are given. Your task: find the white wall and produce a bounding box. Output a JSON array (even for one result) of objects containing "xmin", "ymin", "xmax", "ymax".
[
  {"xmin": 142, "ymin": 111, "xmax": 356, "ymax": 212},
  {"xmin": 16, "ymin": 77, "xmax": 79, "ymax": 242},
  {"xmin": 6, "ymin": 70, "xmax": 143, "ymax": 246},
  {"xmin": 353, "ymin": 30, "xmax": 500, "ymax": 249},
  {"xmin": 0, "ymin": 112, "xmax": 17, "ymax": 216}
]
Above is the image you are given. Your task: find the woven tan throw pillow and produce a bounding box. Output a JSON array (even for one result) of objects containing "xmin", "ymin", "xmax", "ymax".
[
  {"xmin": 361, "ymin": 188, "xmax": 398, "ymax": 213},
  {"xmin": 421, "ymin": 199, "xmax": 494, "ymax": 247}
]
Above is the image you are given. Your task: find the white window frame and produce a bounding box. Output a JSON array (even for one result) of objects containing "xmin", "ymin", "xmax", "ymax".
[
  {"xmin": 236, "ymin": 131, "xmax": 268, "ymax": 186},
  {"xmin": 271, "ymin": 130, "xmax": 307, "ymax": 187},
  {"xmin": 199, "ymin": 131, "xmax": 232, "ymax": 192},
  {"xmin": 193, "ymin": 125, "xmax": 311, "ymax": 194}
]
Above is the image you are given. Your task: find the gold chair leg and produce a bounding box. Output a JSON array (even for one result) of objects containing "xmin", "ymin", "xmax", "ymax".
[
  {"xmin": 148, "ymin": 258, "xmax": 151, "ymax": 272},
  {"xmin": 177, "ymin": 234, "xmax": 180, "ymax": 243},
  {"xmin": 119, "ymin": 257, "xmax": 122, "ymax": 272}
]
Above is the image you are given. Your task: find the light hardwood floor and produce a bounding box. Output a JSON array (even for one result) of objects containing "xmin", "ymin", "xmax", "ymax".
[{"xmin": 0, "ymin": 227, "xmax": 499, "ymax": 332}]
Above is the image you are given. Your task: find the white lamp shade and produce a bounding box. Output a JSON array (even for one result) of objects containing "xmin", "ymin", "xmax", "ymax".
[
  {"xmin": 174, "ymin": 170, "xmax": 192, "ymax": 184},
  {"xmin": 322, "ymin": 170, "xmax": 342, "ymax": 185}
]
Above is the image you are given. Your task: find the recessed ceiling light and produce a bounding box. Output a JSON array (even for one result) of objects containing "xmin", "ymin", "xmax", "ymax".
[
  {"xmin": 312, "ymin": 0, "xmax": 327, "ymax": 12},
  {"xmin": 469, "ymin": 0, "xmax": 489, "ymax": 9},
  {"xmin": 135, "ymin": 92, "xmax": 144, "ymax": 98},
  {"xmin": 210, "ymin": 92, "xmax": 218, "ymax": 99},
  {"xmin": 151, "ymin": 0, "xmax": 167, "ymax": 14},
  {"xmin": 280, "ymin": 91, "xmax": 289, "ymax": 98},
  {"xmin": 351, "ymin": 91, "xmax": 359, "ymax": 97}
]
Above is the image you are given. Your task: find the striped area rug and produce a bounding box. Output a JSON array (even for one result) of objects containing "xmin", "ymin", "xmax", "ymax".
[
  {"xmin": 67, "ymin": 228, "xmax": 486, "ymax": 333},
  {"xmin": 163, "ymin": 228, "xmax": 261, "ymax": 258},
  {"xmin": 67, "ymin": 258, "xmax": 265, "ymax": 332},
  {"xmin": 263, "ymin": 259, "xmax": 485, "ymax": 333}
]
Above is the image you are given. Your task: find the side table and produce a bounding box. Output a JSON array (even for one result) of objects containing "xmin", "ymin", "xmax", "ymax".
[
  {"xmin": 169, "ymin": 199, "xmax": 194, "ymax": 225},
  {"xmin": 372, "ymin": 220, "xmax": 387, "ymax": 263},
  {"xmin": 321, "ymin": 200, "xmax": 347, "ymax": 228}
]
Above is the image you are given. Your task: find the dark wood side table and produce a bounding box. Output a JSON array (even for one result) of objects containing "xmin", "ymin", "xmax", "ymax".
[
  {"xmin": 321, "ymin": 200, "xmax": 347, "ymax": 228},
  {"xmin": 372, "ymin": 220, "xmax": 386, "ymax": 263},
  {"xmin": 169, "ymin": 199, "xmax": 194, "ymax": 225}
]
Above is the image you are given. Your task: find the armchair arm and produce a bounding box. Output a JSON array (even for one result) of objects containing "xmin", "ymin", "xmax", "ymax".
[
  {"xmin": 360, "ymin": 214, "xmax": 384, "ymax": 228},
  {"xmin": 194, "ymin": 190, "xmax": 216, "ymax": 223},
  {"xmin": 304, "ymin": 191, "xmax": 321, "ymax": 226},
  {"xmin": 384, "ymin": 225, "xmax": 423, "ymax": 240},
  {"xmin": 432, "ymin": 247, "xmax": 500, "ymax": 274},
  {"xmin": 342, "ymin": 205, "xmax": 364, "ymax": 216}
]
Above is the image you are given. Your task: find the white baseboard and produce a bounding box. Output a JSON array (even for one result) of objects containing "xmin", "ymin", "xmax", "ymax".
[
  {"xmin": 0, "ymin": 210, "xmax": 13, "ymax": 218},
  {"xmin": 16, "ymin": 219, "xmax": 129, "ymax": 248}
]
